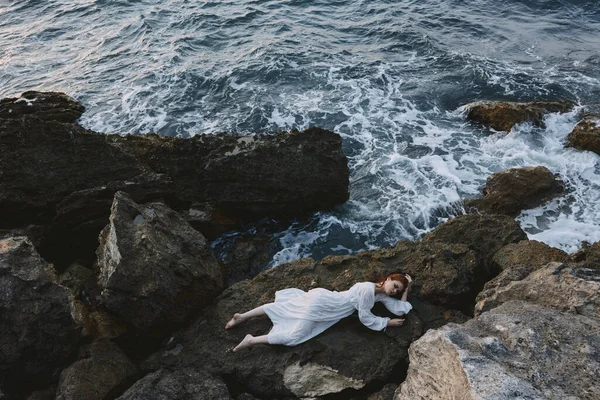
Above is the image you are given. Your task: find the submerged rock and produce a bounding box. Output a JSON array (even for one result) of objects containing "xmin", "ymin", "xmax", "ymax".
[
  {"xmin": 475, "ymin": 262, "xmax": 600, "ymax": 317},
  {"xmin": 464, "ymin": 166, "xmax": 564, "ymax": 217},
  {"xmin": 56, "ymin": 340, "xmax": 137, "ymax": 400},
  {"xmin": 464, "ymin": 100, "xmax": 573, "ymax": 131},
  {"xmin": 566, "ymin": 110, "xmax": 600, "ymax": 156},
  {"xmin": 0, "ymin": 237, "xmax": 79, "ymax": 393},
  {"xmin": 116, "ymin": 369, "xmax": 231, "ymax": 400},
  {"xmin": 395, "ymin": 301, "xmax": 600, "ymax": 400},
  {"xmin": 96, "ymin": 192, "xmax": 223, "ymax": 333}
]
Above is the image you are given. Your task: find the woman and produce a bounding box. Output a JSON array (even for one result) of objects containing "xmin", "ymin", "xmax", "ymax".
[{"xmin": 225, "ymin": 273, "xmax": 413, "ymax": 351}]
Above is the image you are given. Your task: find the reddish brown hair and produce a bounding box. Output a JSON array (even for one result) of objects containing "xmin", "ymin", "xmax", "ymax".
[{"xmin": 374, "ymin": 273, "xmax": 409, "ymax": 293}]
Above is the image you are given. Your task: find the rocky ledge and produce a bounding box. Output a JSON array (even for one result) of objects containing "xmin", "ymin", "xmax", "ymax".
[{"xmin": 566, "ymin": 108, "xmax": 600, "ymax": 156}]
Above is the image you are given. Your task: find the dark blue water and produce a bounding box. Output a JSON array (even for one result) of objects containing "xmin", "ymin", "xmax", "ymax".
[{"xmin": 2, "ymin": 0, "xmax": 600, "ymax": 264}]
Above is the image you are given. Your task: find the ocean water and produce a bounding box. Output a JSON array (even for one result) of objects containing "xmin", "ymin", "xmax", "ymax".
[{"xmin": 2, "ymin": 0, "xmax": 599, "ymax": 266}]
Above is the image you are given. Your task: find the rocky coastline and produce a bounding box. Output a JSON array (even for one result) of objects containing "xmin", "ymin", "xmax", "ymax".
[{"xmin": 1, "ymin": 93, "xmax": 599, "ymax": 400}]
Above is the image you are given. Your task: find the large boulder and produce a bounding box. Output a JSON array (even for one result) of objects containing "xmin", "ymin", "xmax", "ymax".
[
  {"xmin": 395, "ymin": 301, "xmax": 600, "ymax": 400},
  {"xmin": 475, "ymin": 262, "xmax": 600, "ymax": 317},
  {"xmin": 464, "ymin": 166, "xmax": 564, "ymax": 217},
  {"xmin": 116, "ymin": 369, "xmax": 231, "ymax": 400},
  {"xmin": 566, "ymin": 110, "xmax": 600, "ymax": 156},
  {"xmin": 0, "ymin": 237, "xmax": 80, "ymax": 393},
  {"xmin": 96, "ymin": 192, "xmax": 223, "ymax": 333},
  {"xmin": 492, "ymin": 240, "xmax": 569, "ymax": 271},
  {"xmin": 464, "ymin": 101, "xmax": 573, "ymax": 132},
  {"xmin": 0, "ymin": 91, "xmax": 84, "ymax": 123},
  {"xmin": 56, "ymin": 340, "xmax": 137, "ymax": 400}
]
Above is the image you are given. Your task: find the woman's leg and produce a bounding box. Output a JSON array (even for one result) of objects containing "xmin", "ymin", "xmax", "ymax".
[
  {"xmin": 233, "ymin": 334, "xmax": 269, "ymax": 351},
  {"xmin": 225, "ymin": 305, "xmax": 267, "ymax": 329}
]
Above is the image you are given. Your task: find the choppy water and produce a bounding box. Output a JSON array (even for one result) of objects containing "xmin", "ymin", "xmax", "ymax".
[{"xmin": 2, "ymin": 0, "xmax": 600, "ymax": 266}]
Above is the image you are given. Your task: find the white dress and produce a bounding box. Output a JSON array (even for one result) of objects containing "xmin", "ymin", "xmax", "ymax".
[{"xmin": 263, "ymin": 282, "xmax": 413, "ymax": 346}]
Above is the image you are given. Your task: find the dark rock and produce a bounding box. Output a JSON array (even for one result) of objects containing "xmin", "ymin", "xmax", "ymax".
[
  {"xmin": 0, "ymin": 237, "xmax": 79, "ymax": 393},
  {"xmin": 25, "ymin": 386, "xmax": 57, "ymax": 400},
  {"xmin": 0, "ymin": 91, "xmax": 84, "ymax": 123},
  {"xmin": 464, "ymin": 166, "xmax": 564, "ymax": 217},
  {"xmin": 222, "ymin": 235, "xmax": 282, "ymax": 284},
  {"xmin": 56, "ymin": 340, "xmax": 138, "ymax": 400},
  {"xmin": 475, "ymin": 262, "xmax": 600, "ymax": 317},
  {"xmin": 464, "ymin": 101, "xmax": 573, "ymax": 131},
  {"xmin": 116, "ymin": 369, "xmax": 231, "ymax": 400},
  {"xmin": 96, "ymin": 192, "xmax": 224, "ymax": 333},
  {"xmin": 368, "ymin": 383, "xmax": 399, "ymax": 400},
  {"xmin": 422, "ymin": 213, "xmax": 527, "ymax": 274},
  {"xmin": 492, "ymin": 240, "xmax": 569, "ymax": 271},
  {"xmin": 566, "ymin": 111, "xmax": 600, "ymax": 156},
  {"xmin": 395, "ymin": 301, "xmax": 600, "ymax": 400}
]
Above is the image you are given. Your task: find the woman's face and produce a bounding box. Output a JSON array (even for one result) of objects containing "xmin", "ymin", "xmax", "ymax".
[{"xmin": 384, "ymin": 278, "xmax": 404, "ymax": 296}]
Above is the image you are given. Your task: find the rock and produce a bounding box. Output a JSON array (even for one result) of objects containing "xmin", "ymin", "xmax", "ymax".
[
  {"xmin": 56, "ymin": 340, "xmax": 137, "ymax": 400},
  {"xmin": 368, "ymin": 384, "xmax": 399, "ymax": 400},
  {"xmin": 96, "ymin": 192, "xmax": 224, "ymax": 333},
  {"xmin": 464, "ymin": 166, "xmax": 564, "ymax": 217},
  {"xmin": 395, "ymin": 301, "xmax": 600, "ymax": 400},
  {"xmin": 70, "ymin": 301, "xmax": 128, "ymax": 340},
  {"xmin": 422, "ymin": 213, "xmax": 527, "ymax": 274},
  {"xmin": 571, "ymin": 240, "xmax": 600, "ymax": 268},
  {"xmin": 492, "ymin": 240, "xmax": 569, "ymax": 271},
  {"xmin": 475, "ymin": 262, "xmax": 600, "ymax": 317},
  {"xmin": 25, "ymin": 386, "xmax": 57, "ymax": 400},
  {"xmin": 0, "ymin": 92, "xmax": 349, "ymax": 256},
  {"xmin": 0, "ymin": 91, "xmax": 84, "ymax": 123},
  {"xmin": 566, "ymin": 110, "xmax": 600, "ymax": 156},
  {"xmin": 116, "ymin": 369, "xmax": 231, "ymax": 400},
  {"xmin": 221, "ymin": 235, "xmax": 282, "ymax": 284},
  {"xmin": 0, "ymin": 237, "xmax": 80, "ymax": 393},
  {"xmin": 464, "ymin": 101, "xmax": 573, "ymax": 131}
]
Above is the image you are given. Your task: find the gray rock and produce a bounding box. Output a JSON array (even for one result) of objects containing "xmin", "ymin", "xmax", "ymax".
[
  {"xmin": 475, "ymin": 262, "xmax": 600, "ymax": 318},
  {"xmin": 395, "ymin": 301, "xmax": 600, "ymax": 400},
  {"xmin": 0, "ymin": 237, "xmax": 79, "ymax": 391},
  {"xmin": 96, "ymin": 192, "xmax": 224, "ymax": 333},
  {"xmin": 464, "ymin": 166, "xmax": 564, "ymax": 217},
  {"xmin": 116, "ymin": 369, "xmax": 231, "ymax": 400},
  {"xmin": 56, "ymin": 340, "xmax": 137, "ymax": 400}
]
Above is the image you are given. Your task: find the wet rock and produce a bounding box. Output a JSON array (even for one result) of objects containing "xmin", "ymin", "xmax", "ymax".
[
  {"xmin": 0, "ymin": 237, "xmax": 79, "ymax": 393},
  {"xmin": 96, "ymin": 192, "xmax": 223, "ymax": 333},
  {"xmin": 116, "ymin": 369, "xmax": 231, "ymax": 400},
  {"xmin": 492, "ymin": 239, "xmax": 569, "ymax": 271},
  {"xmin": 464, "ymin": 100, "xmax": 573, "ymax": 131},
  {"xmin": 566, "ymin": 110, "xmax": 600, "ymax": 156},
  {"xmin": 56, "ymin": 340, "xmax": 137, "ymax": 400},
  {"xmin": 475, "ymin": 262, "xmax": 600, "ymax": 317},
  {"xmin": 395, "ymin": 301, "xmax": 600, "ymax": 400},
  {"xmin": 0, "ymin": 91, "xmax": 84, "ymax": 123},
  {"xmin": 464, "ymin": 166, "xmax": 564, "ymax": 217},
  {"xmin": 422, "ymin": 213, "xmax": 527, "ymax": 273}
]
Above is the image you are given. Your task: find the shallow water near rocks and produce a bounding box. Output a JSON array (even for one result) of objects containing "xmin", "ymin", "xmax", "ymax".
[{"xmin": 2, "ymin": 0, "xmax": 600, "ymax": 266}]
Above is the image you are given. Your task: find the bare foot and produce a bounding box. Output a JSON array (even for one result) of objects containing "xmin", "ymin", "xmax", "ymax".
[
  {"xmin": 233, "ymin": 334, "xmax": 254, "ymax": 352},
  {"xmin": 225, "ymin": 313, "xmax": 243, "ymax": 329}
]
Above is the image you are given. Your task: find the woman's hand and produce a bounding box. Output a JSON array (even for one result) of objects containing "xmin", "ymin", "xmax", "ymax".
[
  {"xmin": 405, "ymin": 274, "xmax": 413, "ymax": 290},
  {"xmin": 387, "ymin": 318, "xmax": 405, "ymax": 327}
]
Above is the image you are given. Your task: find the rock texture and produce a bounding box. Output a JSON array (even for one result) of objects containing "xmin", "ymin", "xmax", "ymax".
[
  {"xmin": 56, "ymin": 340, "xmax": 137, "ymax": 400},
  {"xmin": 96, "ymin": 192, "xmax": 223, "ymax": 333},
  {"xmin": 0, "ymin": 91, "xmax": 349, "ymax": 264},
  {"xmin": 0, "ymin": 237, "xmax": 79, "ymax": 393},
  {"xmin": 115, "ymin": 369, "xmax": 231, "ymax": 400},
  {"xmin": 464, "ymin": 101, "xmax": 573, "ymax": 131},
  {"xmin": 395, "ymin": 301, "xmax": 600, "ymax": 400},
  {"xmin": 492, "ymin": 240, "xmax": 569, "ymax": 271},
  {"xmin": 475, "ymin": 262, "xmax": 600, "ymax": 317},
  {"xmin": 566, "ymin": 110, "xmax": 600, "ymax": 156},
  {"xmin": 464, "ymin": 166, "xmax": 564, "ymax": 217}
]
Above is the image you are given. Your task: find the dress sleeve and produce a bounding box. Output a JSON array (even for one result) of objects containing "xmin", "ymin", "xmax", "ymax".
[
  {"xmin": 376, "ymin": 294, "xmax": 413, "ymax": 316},
  {"xmin": 356, "ymin": 283, "xmax": 389, "ymax": 331}
]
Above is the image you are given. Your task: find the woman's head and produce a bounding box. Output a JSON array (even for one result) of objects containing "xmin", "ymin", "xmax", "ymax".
[{"xmin": 375, "ymin": 273, "xmax": 409, "ymax": 296}]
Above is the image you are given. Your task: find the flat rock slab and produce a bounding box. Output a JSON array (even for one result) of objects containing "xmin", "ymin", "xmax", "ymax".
[
  {"xmin": 395, "ymin": 301, "xmax": 600, "ymax": 400},
  {"xmin": 0, "ymin": 237, "xmax": 79, "ymax": 393},
  {"xmin": 475, "ymin": 262, "xmax": 600, "ymax": 317},
  {"xmin": 97, "ymin": 191, "xmax": 223, "ymax": 333},
  {"xmin": 464, "ymin": 166, "xmax": 564, "ymax": 217},
  {"xmin": 464, "ymin": 101, "xmax": 573, "ymax": 131}
]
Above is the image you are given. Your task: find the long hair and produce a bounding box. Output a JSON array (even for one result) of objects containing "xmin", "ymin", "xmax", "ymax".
[{"xmin": 374, "ymin": 273, "xmax": 409, "ymax": 295}]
